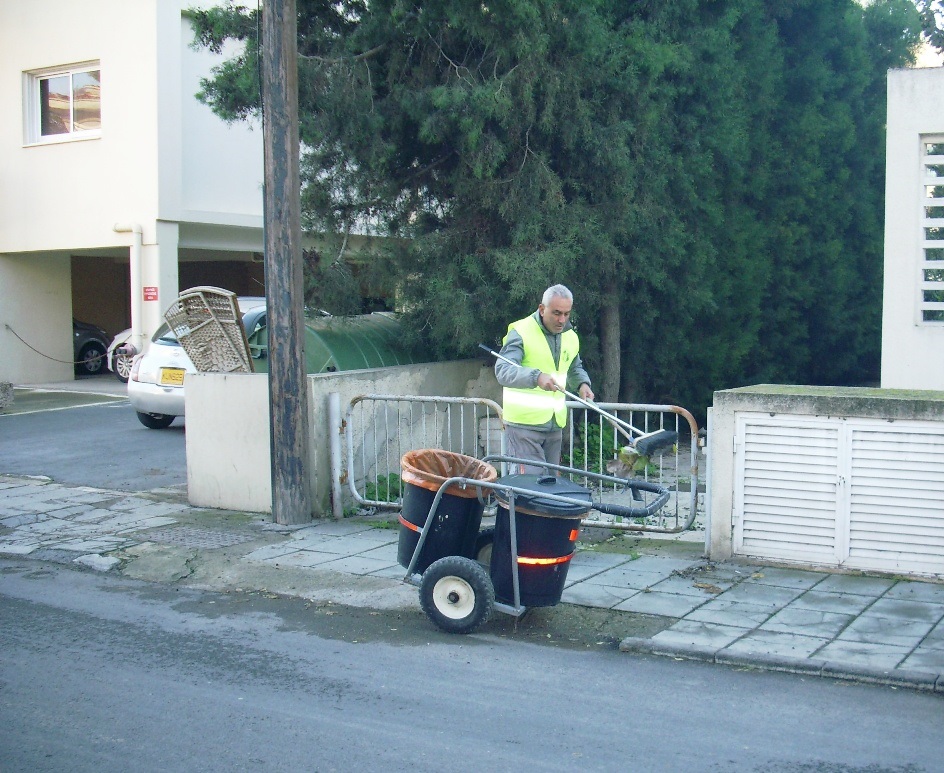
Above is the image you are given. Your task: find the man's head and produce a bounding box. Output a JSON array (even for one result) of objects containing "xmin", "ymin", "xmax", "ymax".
[{"xmin": 539, "ymin": 284, "xmax": 573, "ymax": 335}]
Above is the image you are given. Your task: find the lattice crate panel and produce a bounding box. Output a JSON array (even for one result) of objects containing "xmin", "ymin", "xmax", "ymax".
[{"xmin": 164, "ymin": 287, "xmax": 252, "ymax": 374}]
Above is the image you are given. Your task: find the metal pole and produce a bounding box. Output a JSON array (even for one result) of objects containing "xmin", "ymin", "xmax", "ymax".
[
  {"xmin": 328, "ymin": 392, "xmax": 344, "ymax": 520},
  {"xmin": 262, "ymin": 0, "xmax": 312, "ymax": 524}
]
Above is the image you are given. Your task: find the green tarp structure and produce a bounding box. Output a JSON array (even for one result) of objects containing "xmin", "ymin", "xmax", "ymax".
[{"xmin": 248, "ymin": 312, "xmax": 425, "ymax": 373}]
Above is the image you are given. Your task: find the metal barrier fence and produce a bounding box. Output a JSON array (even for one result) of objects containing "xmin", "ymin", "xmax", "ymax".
[{"xmin": 339, "ymin": 394, "xmax": 702, "ymax": 533}]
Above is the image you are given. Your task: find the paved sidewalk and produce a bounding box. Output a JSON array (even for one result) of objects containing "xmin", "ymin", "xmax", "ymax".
[{"xmin": 1, "ymin": 473, "xmax": 943, "ymax": 692}]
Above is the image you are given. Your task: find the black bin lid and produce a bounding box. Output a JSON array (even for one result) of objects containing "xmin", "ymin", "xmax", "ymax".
[{"xmin": 495, "ymin": 474, "xmax": 591, "ymax": 517}]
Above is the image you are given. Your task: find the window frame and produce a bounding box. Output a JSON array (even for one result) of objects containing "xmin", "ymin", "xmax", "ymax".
[
  {"xmin": 23, "ymin": 61, "xmax": 102, "ymax": 146},
  {"xmin": 920, "ymin": 135, "xmax": 944, "ymax": 325}
]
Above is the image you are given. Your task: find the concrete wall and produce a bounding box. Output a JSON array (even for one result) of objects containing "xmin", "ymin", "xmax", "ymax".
[
  {"xmin": 186, "ymin": 360, "xmax": 500, "ymax": 516},
  {"xmin": 882, "ymin": 67, "xmax": 944, "ymax": 389},
  {"xmin": 0, "ymin": 254, "xmax": 72, "ymax": 383}
]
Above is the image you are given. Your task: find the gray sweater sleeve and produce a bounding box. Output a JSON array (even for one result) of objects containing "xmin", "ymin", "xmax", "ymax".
[
  {"xmin": 567, "ymin": 353, "xmax": 591, "ymax": 393},
  {"xmin": 494, "ymin": 330, "xmax": 541, "ymax": 389}
]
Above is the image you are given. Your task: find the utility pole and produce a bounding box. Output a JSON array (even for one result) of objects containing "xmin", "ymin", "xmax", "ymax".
[{"xmin": 261, "ymin": 0, "xmax": 312, "ymax": 525}]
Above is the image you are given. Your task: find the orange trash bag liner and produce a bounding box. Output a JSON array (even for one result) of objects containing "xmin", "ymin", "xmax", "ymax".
[{"xmin": 400, "ymin": 450, "xmax": 498, "ymax": 499}]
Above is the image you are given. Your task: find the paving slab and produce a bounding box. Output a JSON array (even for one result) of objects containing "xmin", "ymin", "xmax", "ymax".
[
  {"xmin": 650, "ymin": 619, "xmax": 749, "ymax": 650},
  {"xmin": 739, "ymin": 567, "xmax": 825, "ymax": 590},
  {"xmin": 721, "ymin": 629, "xmax": 831, "ymax": 659},
  {"xmin": 560, "ymin": 582, "xmax": 633, "ymax": 609},
  {"xmin": 884, "ymin": 580, "xmax": 944, "ymax": 604},
  {"xmin": 866, "ymin": 597, "xmax": 944, "ymax": 624},
  {"xmin": 816, "ymin": 640, "xmax": 912, "ymax": 671},
  {"xmin": 788, "ymin": 589, "xmax": 876, "ymax": 616},
  {"xmin": 760, "ymin": 607, "xmax": 856, "ymax": 638},
  {"xmin": 615, "ymin": 590, "xmax": 709, "ymax": 617},
  {"xmin": 899, "ymin": 648, "xmax": 944, "ymax": 672},
  {"xmin": 838, "ymin": 615, "xmax": 936, "ymax": 648},
  {"xmin": 263, "ymin": 550, "xmax": 341, "ymax": 568},
  {"xmin": 581, "ymin": 566, "xmax": 675, "ymax": 590},
  {"xmin": 319, "ymin": 554, "xmax": 400, "ymax": 576},
  {"xmin": 685, "ymin": 598, "xmax": 777, "ymax": 629},
  {"xmin": 711, "ymin": 581, "xmax": 805, "ymax": 609}
]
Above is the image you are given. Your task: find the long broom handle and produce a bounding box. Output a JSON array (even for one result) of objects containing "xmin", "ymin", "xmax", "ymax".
[{"xmin": 478, "ymin": 343, "xmax": 642, "ymax": 440}]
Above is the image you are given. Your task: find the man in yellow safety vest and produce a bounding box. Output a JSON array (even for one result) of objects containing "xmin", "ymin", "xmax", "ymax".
[{"xmin": 495, "ymin": 284, "xmax": 594, "ymax": 474}]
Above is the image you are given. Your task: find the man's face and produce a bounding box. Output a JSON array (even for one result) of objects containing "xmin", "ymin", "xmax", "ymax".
[{"xmin": 539, "ymin": 296, "xmax": 572, "ymax": 334}]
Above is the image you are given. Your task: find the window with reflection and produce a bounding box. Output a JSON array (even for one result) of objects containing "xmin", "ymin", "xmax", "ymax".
[{"xmin": 28, "ymin": 64, "xmax": 100, "ymax": 142}]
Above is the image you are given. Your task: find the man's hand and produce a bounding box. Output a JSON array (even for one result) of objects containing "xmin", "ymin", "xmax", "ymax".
[
  {"xmin": 536, "ymin": 373, "xmax": 559, "ymax": 392},
  {"xmin": 578, "ymin": 383, "xmax": 594, "ymax": 401}
]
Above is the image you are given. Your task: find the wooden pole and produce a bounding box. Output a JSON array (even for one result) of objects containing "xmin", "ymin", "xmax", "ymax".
[{"xmin": 261, "ymin": 0, "xmax": 312, "ymax": 524}]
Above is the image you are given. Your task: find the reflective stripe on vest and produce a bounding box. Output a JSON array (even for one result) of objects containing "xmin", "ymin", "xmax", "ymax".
[{"xmin": 502, "ymin": 315, "xmax": 579, "ymax": 428}]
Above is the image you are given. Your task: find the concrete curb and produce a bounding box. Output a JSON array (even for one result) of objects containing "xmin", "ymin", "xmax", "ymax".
[{"xmin": 619, "ymin": 636, "xmax": 944, "ymax": 692}]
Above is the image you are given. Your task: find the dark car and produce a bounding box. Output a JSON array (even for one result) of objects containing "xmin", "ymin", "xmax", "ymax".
[{"xmin": 73, "ymin": 319, "xmax": 110, "ymax": 376}]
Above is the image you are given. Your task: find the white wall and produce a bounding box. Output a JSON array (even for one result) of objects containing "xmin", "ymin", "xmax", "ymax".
[
  {"xmin": 178, "ymin": 16, "xmax": 264, "ymax": 227},
  {"xmin": 0, "ymin": 0, "xmax": 161, "ymax": 254},
  {"xmin": 882, "ymin": 67, "xmax": 944, "ymax": 389},
  {"xmin": 0, "ymin": 254, "xmax": 72, "ymax": 383},
  {"xmin": 185, "ymin": 361, "xmax": 500, "ymax": 516}
]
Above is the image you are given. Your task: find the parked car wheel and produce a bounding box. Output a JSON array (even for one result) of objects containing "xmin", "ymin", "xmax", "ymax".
[
  {"xmin": 136, "ymin": 411, "xmax": 176, "ymax": 429},
  {"xmin": 114, "ymin": 350, "xmax": 133, "ymax": 383},
  {"xmin": 73, "ymin": 319, "xmax": 111, "ymax": 377},
  {"xmin": 77, "ymin": 341, "xmax": 107, "ymax": 376}
]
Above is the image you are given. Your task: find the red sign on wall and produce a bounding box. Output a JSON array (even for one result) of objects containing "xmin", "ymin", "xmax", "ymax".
[{"xmin": 143, "ymin": 286, "xmax": 159, "ymax": 301}]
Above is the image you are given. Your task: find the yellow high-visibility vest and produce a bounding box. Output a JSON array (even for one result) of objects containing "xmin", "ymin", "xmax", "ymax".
[{"xmin": 502, "ymin": 315, "xmax": 579, "ymax": 428}]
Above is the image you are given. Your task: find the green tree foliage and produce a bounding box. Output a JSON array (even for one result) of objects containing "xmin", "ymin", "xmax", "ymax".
[
  {"xmin": 915, "ymin": 0, "xmax": 944, "ymax": 51},
  {"xmin": 191, "ymin": 0, "xmax": 920, "ymax": 418}
]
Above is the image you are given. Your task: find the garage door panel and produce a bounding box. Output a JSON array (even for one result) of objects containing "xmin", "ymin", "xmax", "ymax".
[{"xmin": 736, "ymin": 417, "xmax": 839, "ymax": 561}]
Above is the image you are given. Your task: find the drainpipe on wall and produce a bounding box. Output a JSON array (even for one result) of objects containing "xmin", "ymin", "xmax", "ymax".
[{"xmin": 113, "ymin": 223, "xmax": 144, "ymax": 356}]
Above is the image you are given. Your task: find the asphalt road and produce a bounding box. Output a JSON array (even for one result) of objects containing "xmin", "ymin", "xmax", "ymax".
[
  {"xmin": 2, "ymin": 557, "xmax": 944, "ymax": 773},
  {"xmin": 0, "ymin": 384, "xmax": 186, "ymax": 491}
]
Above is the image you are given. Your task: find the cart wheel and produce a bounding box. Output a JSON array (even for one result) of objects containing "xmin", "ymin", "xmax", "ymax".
[
  {"xmin": 420, "ymin": 556, "xmax": 495, "ymax": 635},
  {"xmin": 473, "ymin": 526, "xmax": 495, "ymax": 569}
]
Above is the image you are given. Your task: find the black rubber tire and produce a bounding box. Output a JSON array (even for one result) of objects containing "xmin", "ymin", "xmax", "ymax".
[
  {"xmin": 77, "ymin": 342, "xmax": 107, "ymax": 375},
  {"xmin": 136, "ymin": 411, "xmax": 176, "ymax": 430},
  {"xmin": 114, "ymin": 352, "xmax": 132, "ymax": 383},
  {"xmin": 473, "ymin": 526, "xmax": 495, "ymax": 569},
  {"xmin": 419, "ymin": 556, "xmax": 494, "ymax": 635}
]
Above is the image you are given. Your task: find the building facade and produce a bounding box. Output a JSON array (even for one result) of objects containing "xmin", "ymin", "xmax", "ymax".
[
  {"xmin": 1, "ymin": 0, "xmax": 266, "ymax": 384},
  {"xmin": 882, "ymin": 66, "xmax": 944, "ymax": 390}
]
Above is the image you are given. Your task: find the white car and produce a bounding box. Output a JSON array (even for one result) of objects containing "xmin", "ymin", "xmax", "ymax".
[
  {"xmin": 127, "ymin": 297, "xmax": 266, "ymax": 429},
  {"xmin": 106, "ymin": 328, "xmax": 134, "ymax": 382}
]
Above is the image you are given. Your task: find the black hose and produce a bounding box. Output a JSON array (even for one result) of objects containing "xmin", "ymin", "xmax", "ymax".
[{"xmin": 592, "ymin": 479, "xmax": 671, "ymax": 519}]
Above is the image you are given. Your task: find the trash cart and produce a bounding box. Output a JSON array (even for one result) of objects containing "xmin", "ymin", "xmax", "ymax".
[
  {"xmin": 397, "ymin": 450, "xmax": 498, "ymax": 573},
  {"xmin": 400, "ymin": 455, "xmax": 671, "ymax": 635},
  {"xmin": 489, "ymin": 474, "xmax": 592, "ymax": 607}
]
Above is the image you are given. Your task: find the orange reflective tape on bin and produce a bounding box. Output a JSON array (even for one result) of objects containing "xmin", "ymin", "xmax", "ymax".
[
  {"xmin": 517, "ymin": 551, "xmax": 575, "ymax": 566},
  {"xmin": 400, "ymin": 449, "xmax": 498, "ymax": 498},
  {"xmin": 398, "ymin": 514, "xmax": 421, "ymax": 533}
]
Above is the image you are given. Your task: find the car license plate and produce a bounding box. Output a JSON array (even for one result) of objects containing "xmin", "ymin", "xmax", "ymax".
[{"xmin": 160, "ymin": 368, "xmax": 186, "ymax": 386}]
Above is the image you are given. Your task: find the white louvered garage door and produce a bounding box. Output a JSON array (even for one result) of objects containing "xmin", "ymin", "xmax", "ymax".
[
  {"xmin": 734, "ymin": 417, "xmax": 841, "ymax": 563},
  {"xmin": 733, "ymin": 413, "xmax": 944, "ymax": 576},
  {"xmin": 847, "ymin": 424, "xmax": 944, "ymax": 574}
]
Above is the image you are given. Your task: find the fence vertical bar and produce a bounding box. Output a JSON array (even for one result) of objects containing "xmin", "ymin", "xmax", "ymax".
[{"xmin": 328, "ymin": 392, "xmax": 344, "ymax": 519}]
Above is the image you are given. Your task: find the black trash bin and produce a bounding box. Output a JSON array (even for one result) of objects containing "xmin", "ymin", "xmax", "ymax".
[
  {"xmin": 490, "ymin": 474, "xmax": 592, "ymax": 607},
  {"xmin": 397, "ymin": 450, "xmax": 498, "ymax": 573}
]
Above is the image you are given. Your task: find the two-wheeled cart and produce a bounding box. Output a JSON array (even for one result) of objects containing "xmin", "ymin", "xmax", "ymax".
[{"xmin": 397, "ymin": 451, "xmax": 670, "ymax": 634}]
